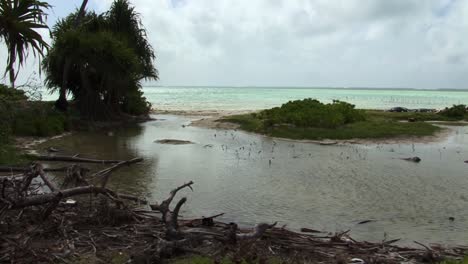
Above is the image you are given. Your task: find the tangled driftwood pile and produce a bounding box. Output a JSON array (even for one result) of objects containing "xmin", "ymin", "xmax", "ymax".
[{"xmin": 1, "ymin": 154, "xmax": 467, "ymax": 263}]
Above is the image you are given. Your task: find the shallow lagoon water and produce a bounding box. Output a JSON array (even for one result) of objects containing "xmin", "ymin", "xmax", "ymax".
[{"xmin": 41, "ymin": 115, "xmax": 468, "ymax": 246}]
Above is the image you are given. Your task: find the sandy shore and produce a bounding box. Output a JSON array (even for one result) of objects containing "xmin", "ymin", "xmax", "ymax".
[
  {"xmin": 152, "ymin": 108, "xmax": 258, "ymax": 117},
  {"xmin": 14, "ymin": 133, "xmax": 72, "ymax": 155},
  {"xmin": 153, "ymin": 109, "xmax": 258, "ymax": 130}
]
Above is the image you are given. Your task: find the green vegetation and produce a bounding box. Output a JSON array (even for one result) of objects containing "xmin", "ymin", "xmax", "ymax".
[
  {"xmin": 439, "ymin": 104, "xmax": 468, "ymax": 119},
  {"xmin": 11, "ymin": 101, "xmax": 69, "ymax": 137},
  {"xmin": 0, "ymin": 0, "xmax": 50, "ymax": 88},
  {"xmin": 0, "ymin": 83, "xmax": 28, "ymax": 100},
  {"xmin": 439, "ymin": 257, "xmax": 468, "ymax": 264},
  {"xmin": 261, "ymin": 99, "xmax": 365, "ymax": 128},
  {"xmin": 0, "ymin": 84, "xmax": 69, "ymax": 165},
  {"xmin": 43, "ymin": 0, "xmax": 157, "ymax": 119},
  {"xmin": 221, "ymin": 99, "xmax": 444, "ymax": 140},
  {"xmin": 367, "ymin": 105, "xmax": 468, "ymax": 122}
]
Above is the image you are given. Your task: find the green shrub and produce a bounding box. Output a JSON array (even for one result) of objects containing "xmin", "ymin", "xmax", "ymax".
[
  {"xmin": 12, "ymin": 102, "xmax": 68, "ymax": 137},
  {"xmin": 260, "ymin": 99, "xmax": 365, "ymax": 128},
  {"xmin": 439, "ymin": 104, "xmax": 467, "ymax": 119},
  {"xmin": 121, "ymin": 88, "xmax": 151, "ymax": 116},
  {"xmin": 0, "ymin": 84, "xmax": 28, "ymax": 101},
  {"xmin": 0, "ymin": 101, "xmax": 12, "ymax": 144}
]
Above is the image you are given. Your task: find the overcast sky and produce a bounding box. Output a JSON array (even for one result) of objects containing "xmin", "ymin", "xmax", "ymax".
[{"xmin": 1, "ymin": 0, "xmax": 468, "ymax": 89}]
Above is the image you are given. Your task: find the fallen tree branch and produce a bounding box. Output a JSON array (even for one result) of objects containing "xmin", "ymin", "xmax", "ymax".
[
  {"xmin": 150, "ymin": 181, "xmax": 194, "ymax": 223},
  {"xmin": 92, "ymin": 158, "xmax": 143, "ymax": 188},
  {"xmin": 10, "ymin": 185, "xmax": 147, "ymax": 209},
  {"xmin": 0, "ymin": 166, "xmax": 74, "ymax": 173},
  {"xmin": 236, "ymin": 222, "xmax": 277, "ymax": 240},
  {"xmin": 30, "ymin": 155, "xmax": 123, "ymax": 164},
  {"xmin": 33, "ymin": 163, "xmax": 58, "ymax": 192}
]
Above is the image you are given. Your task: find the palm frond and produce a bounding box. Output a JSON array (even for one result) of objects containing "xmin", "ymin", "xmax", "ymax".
[{"xmin": 0, "ymin": 0, "xmax": 51, "ymax": 86}]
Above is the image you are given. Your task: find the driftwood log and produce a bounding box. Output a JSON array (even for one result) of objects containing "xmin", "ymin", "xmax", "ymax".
[{"xmin": 30, "ymin": 154, "xmax": 124, "ymax": 164}]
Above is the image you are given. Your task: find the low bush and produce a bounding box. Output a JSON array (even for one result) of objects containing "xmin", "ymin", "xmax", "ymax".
[
  {"xmin": 260, "ymin": 99, "xmax": 366, "ymax": 128},
  {"xmin": 121, "ymin": 88, "xmax": 152, "ymax": 116},
  {"xmin": 0, "ymin": 84, "xmax": 28, "ymax": 101},
  {"xmin": 12, "ymin": 102, "xmax": 69, "ymax": 137},
  {"xmin": 439, "ymin": 104, "xmax": 467, "ymax": 119}
]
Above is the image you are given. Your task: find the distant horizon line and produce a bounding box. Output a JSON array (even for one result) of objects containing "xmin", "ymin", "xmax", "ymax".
[{"xmin": 141, "ymin": 85, "xmax": 468, "ymax": 91}]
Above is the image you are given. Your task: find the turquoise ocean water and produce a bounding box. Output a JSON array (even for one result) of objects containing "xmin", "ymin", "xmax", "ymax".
[
  {"xmin": 142, "ymin": 86, "xmax": 468, "ymax": 111},
  {"xmin": 42, "ymin": 86, "xmax": 468, "ymax": 111}
]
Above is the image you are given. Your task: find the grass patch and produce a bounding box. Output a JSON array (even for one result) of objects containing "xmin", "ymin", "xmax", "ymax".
[
  {"xmin": 439, "ymin": 257, "xmax": 468, "ymax": 264},
  {"xmin": 221, "ymin": 99, "xmax": 444, "ymax": 140}
]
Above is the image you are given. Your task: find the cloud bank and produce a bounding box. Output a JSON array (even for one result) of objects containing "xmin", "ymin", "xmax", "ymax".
[{"xmin": 2, "ymin": 0, "xmax": 468, "ymax": 89}]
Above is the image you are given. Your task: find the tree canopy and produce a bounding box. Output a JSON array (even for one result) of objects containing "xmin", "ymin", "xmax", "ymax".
[
  {"xmin": 0, "ymin": 0, "xmax": 50, "ymax": 88},
  {"xmin": 42, "ymin": 0, "xmax": 158, "ymax": 120}
]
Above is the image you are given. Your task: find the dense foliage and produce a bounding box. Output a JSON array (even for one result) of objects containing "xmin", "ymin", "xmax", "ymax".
[
  {"xmin": 439, "ymin": 104, "xmax": 467, "ymax": 119},
  {"xmin": 0, "ymin": 84, "xmax": 68, "ymax": 146},
  {"xmin": 42, "ymin": 0, "xmax": 157, "ymax": 119},
  {"xmin": 0, "ymin": 83, "xmax": 28, "ymax": 101},
  {"xmin": 260, "ymin": 99, "xmax": 366, "ymax": 128},
  {"xmin": 0, "ymin": 0, "xmax": 50, "ymax": 88}
]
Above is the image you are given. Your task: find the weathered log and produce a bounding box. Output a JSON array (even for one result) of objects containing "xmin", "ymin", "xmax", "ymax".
[
  {"xmin": 166, "ymin": 197, "xmax": 187, "ymax": 239},
  {"xmin": 31, "ymin": 155, "xmax": 123, "ymax": 164},
  {"xmin": 0, "ymin": 166, "xmax": 78, "ymax": 173},
  {"xmin": 41, "ymin": 192, "xmax": 63, "ymax": 219},
  {"xmin": 236, "ymin": 222, "xmax": 277, "ymax": 240},
  {"xmin": 150, "ymin": 181, "xmax": 194, "ymax": 223},
  {"xmin": 10, "ymin": 186, "xmax": 147, "ymax": 209}
]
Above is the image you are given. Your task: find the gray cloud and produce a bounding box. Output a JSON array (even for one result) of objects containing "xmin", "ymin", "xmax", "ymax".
[{"xmin": 1, "ymin": 0, "xmax": 467, "ymax": 89}]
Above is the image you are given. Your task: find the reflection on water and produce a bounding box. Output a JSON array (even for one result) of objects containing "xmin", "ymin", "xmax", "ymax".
[{"xmin": 41, "ymin": 115, "xmax": 468, "ymax": 246}]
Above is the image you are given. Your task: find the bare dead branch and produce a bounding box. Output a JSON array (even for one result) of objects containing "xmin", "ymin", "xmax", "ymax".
[
  {"xmin": 93, "ymin": 158, "xmax": 143, "ymax": 188},
  {"xmin": 151, "ymin": 181, "xmax": 194, "ymax": 223},
  {"xmin": 33, "ymin": 163, "xmax": 58, "ymax": 192}
]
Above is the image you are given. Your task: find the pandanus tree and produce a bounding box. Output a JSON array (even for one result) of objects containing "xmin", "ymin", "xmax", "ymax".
[
  {"xmin": 0, "ymin": 0, "xmax": 50, "ymax": 89},
  {"xmin": 43, "ymin": 0, "xmax": 158, "ymax": 119}
]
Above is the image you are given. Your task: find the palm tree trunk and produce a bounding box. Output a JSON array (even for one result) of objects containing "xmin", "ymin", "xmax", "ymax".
[
  {"xmin": 9, "ymin": 68, "xmax": 15, "ymax": 89},
  {"xmin": 55, "ymin": 0, "xmax": 89, "ymax": 111},
  {"xmin": 8, "ymin": 49, "xmax": 15, "ymax": 89}
]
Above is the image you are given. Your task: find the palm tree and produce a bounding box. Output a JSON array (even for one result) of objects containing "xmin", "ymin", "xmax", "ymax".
[
  {"xmin": 43, "ymin": 0, "xmax": 157, "ymax": 119},
  {"xmin": 0, "ymin": 0, "xmax": 50, "ymax": 88},
  {"xmin": 55, "ymin": 0, "xmax": 88, "ymax": 111}
]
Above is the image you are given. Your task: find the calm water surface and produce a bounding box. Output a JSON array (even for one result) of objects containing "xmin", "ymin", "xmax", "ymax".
[
  {"xmin": 41, "ymin": 115, "xmax": 468, "ymax": 246},
  {"xmin": 42, "ymin": 86, "xmax": 468, "ymax": 111},
  {"xmin": 142, "ymin": 87, "xmax": 468, "ymax": 111}
]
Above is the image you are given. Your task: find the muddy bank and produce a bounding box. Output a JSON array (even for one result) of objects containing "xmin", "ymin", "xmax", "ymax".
[{"xmin": 14, "ymin": 133, "xmax": 73, "ymax": 155}]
